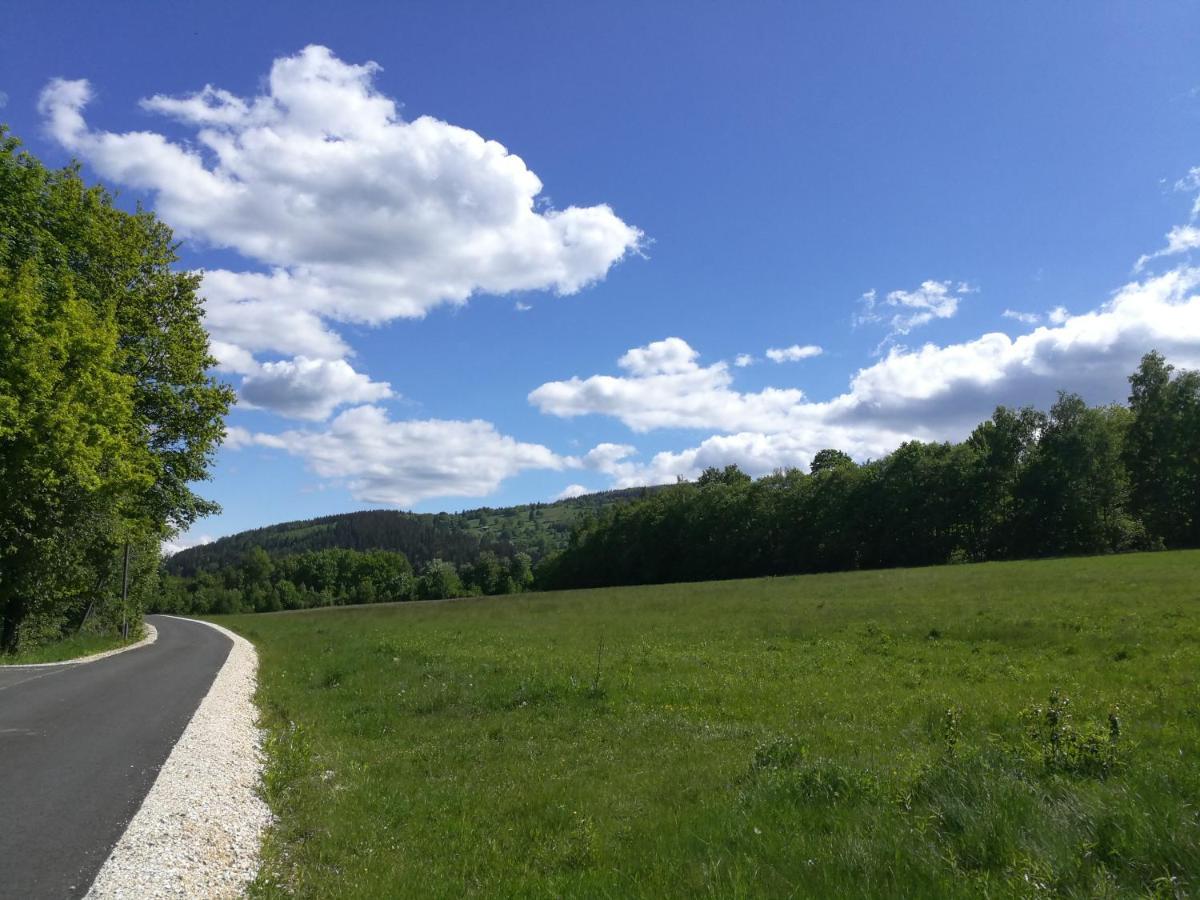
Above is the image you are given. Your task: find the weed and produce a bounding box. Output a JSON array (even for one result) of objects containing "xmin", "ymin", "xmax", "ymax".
[{"xmin": 1020, "ymin": 691, "xmax": 1123, "ymax": 778}]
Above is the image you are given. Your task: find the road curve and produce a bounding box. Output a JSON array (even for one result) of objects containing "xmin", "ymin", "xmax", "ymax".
[{"xmin": 0, "ymin": 615, "xmax": 231, "ymax": 900}]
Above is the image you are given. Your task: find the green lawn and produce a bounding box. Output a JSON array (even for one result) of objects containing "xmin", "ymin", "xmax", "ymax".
[
  {"xmin": 0, "ymin": 628, "xmax": 138, "ymax": 665},
  {"xmin": 221, "ymin": 552, "xmax": 1200, "ymax": 898}
]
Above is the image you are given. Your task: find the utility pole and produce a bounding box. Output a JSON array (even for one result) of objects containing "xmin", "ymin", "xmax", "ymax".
[{"xmin": 121, "ymin": 542, "xmax": 130, "ymax": 640}]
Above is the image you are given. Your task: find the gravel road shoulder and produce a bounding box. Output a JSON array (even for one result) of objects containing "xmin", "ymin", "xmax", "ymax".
[{"xmin": 86, "ymin": 619, "xmax": 271, "ymax": 899}]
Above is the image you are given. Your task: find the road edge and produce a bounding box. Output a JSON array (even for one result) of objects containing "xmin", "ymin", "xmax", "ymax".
[
  {"xmin": 1, "ymin": 623, "xmax": 158, "ymax": 669},
  {"xmin": 85, "ymin": 618, "xmax": 272, "ymax": 899}
]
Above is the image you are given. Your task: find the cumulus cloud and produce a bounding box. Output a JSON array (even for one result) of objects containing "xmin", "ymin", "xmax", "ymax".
[
  {"xmin": 239, "ymin": 357, "xmax": 392, "ymax": 420},
  {"xmin": 529, "ymin": 337, "xmax": 808, "ymax": 432},
  {"xmin": 222, "ymin": 425, "xmax": 257, "ymax": 450},
  {"xmin": 857, "ymin": 280, "xmax": 972, "ymax": 349},
  {"xmin": 765, "ymin": 344, "xmax": 823, "ymax": 363},
  {"xmin": 538, "ymin": 268, "xmax": 1200, "ymax": 485},
  {"xmin": 234, "ymin": 405, "xmax": 574, "ymax": 506},
  {"xmin": 733, "ymin": 353, "xmax": 756, "ymax": 367},
  {"xmin": 38, "ymin": 46, "xmax": 641, "ymax": 422},
  {"xmin": 584, "ymin": 433, "xmax": 838, "ymax": 487}
]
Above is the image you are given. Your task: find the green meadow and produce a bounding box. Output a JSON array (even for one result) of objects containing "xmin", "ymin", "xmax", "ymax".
[{"xmin": 222, "ymin": 551, "xmax": 1200, "ymax": 898}]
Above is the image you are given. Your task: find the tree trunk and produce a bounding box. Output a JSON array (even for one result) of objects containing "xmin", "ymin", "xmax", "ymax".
[{"xmin": 1, "ymin": 595, "xmax": 26, "ymax": 654}]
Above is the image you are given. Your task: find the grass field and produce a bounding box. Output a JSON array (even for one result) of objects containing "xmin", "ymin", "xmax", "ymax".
[
  {"xmin": 221, "ymin": 552, "xmax": 1200, "ymax": 898},
  {"xmin": 0, "ymin": 629, "xmax": 137, "ymax": 665}
]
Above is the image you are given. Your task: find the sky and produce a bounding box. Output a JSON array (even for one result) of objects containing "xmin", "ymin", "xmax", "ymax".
[{"xmin": 3, "ymin": 2, "xmax": 1200, "ymax": 551}]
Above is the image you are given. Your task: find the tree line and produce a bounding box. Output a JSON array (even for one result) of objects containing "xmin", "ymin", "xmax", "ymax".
[
  {"xmin": 156, "ymin": 546, "xmax": 535, "ymax": 615},
  {"xmin": 0, "ymin": 131, "xmax": 231, "ymax": 653},
  {"xmin": 536, "ymin": 353, "xmax": 1200, "ymax": 590},
  {"xmin": 164, "ymin": 485, "xmax": 670, "ymax": 578}
]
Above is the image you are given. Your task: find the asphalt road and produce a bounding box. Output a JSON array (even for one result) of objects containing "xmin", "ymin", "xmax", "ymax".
[{"xmin": 0, "ymin": 615, "xmax": 231, "ymax": 899}]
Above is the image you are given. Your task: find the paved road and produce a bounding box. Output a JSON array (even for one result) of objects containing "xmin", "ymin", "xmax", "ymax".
[{"xmin": 0, "ymin": 616, "xmax": 231, "ymax": 899}]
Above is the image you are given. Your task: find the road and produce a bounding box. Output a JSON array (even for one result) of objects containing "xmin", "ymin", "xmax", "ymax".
[{"xmin": 0, "ymin": 615, "xmax": 231, "ymax": 899}]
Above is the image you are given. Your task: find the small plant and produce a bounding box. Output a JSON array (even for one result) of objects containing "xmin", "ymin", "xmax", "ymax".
[
  {"xmin": 587, "ymin": 636, "xmax": 606, "ymax": 699},
  {"xmin": 947, "ymin": 548, "xmax": 972, "ymax": 565},
  {"xmin": 750, "ymin": 735, "xmax": 806, "ymax": 774},
  {"xmin": 941, "ymin": 706, "xmax": 961, "ymax": 756},
  {"xmin": 1021, "ymin": 690, "xmax": 1123, "ymax": 778}
]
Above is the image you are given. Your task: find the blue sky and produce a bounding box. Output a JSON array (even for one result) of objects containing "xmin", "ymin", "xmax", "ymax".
[{"xmin": 4, "ymin": 2, "xmax": 1200, "ymax": 548}]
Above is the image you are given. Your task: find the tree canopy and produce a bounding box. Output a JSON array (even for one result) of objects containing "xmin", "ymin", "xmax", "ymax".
[
  {"xmin": 537, "ymin": 354, "xmax": 1200, "ymax": 591},
  {"xmin": 0, "ymin": 130, "xmax": 232, "ymax": 652}
]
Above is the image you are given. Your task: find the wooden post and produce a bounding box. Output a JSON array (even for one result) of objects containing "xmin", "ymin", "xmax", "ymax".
[{"xmin": 121, "ymin": 542, "xmax": 130, "ymax": 640}]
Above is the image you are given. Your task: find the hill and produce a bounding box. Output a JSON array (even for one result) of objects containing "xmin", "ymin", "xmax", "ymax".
[{"xmin": 164, "ymin": 485, "xmax": 672, "ymax": 576}]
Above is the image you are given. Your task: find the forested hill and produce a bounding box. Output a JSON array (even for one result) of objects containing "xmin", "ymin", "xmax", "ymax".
[{"xmin": 164, "ymin": 485, "xmax": 671, "ymax": 576}]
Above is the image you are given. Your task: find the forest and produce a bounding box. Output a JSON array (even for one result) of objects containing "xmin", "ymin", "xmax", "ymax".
[
  {"xmin": 0, "ymin": 131, "xmax": 231, "ymax": 653},
  {"xmin": 539, "ymin": 353, "xmax": 1199, "ymax": 590},
  {"xmin": 164, "ymin": 485, "xmax": 668, "ymax": 577},
  {"xmin": 156, "ymin": 546, "xmax": 534, "ymax": 614}
]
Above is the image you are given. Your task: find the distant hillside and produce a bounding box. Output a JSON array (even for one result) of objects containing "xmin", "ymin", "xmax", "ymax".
[{"xmin": 164, "ymin": 485, "xmax": 672, "ymax": 576}]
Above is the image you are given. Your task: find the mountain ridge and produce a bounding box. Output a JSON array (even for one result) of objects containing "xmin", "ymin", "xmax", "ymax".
[{"xmin": 164, "ymin": 485, "xmax": 674, "ymax": 575}]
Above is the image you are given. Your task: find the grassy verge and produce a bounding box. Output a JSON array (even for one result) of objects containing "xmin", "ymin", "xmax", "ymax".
[
  {"xmin": 0, "ymin": 626, "xmax": 142, "ymax": 665},
  {"xmin": 221, "ymin": 551, "xmax": 1200, "ymax": 898}
]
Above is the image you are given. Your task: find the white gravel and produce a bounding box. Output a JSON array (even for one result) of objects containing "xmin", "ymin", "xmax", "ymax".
[{"xmin": 86, "ymin": 619, "xmax": 272, "ymax": 899}]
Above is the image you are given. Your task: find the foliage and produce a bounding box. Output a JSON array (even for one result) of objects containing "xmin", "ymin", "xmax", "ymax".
[
  {"xmin": 222, "ymin": 551, "xmax": 1200, "ymax": 897},
  {"xmin": 155, "ymin": 545, "xmax": 538, "ymax": 615},
  {"xmin": 165, "ymin": 486, "xmax": 671, "ymax": 579},
  {"xmin": 538, "ymin": 357, "xmax": 1196, "ymax": 591},
  {"xmin": 1020, "ymin": 690, "xmax": 1123, "ymax": 779},
  {"xmin": 1125, "ymin": 351, "xmax": 1200, "ymax": 548},
  {"xmin": 0, "ymin": 130, "xmax": 231, "ymax": 652}
]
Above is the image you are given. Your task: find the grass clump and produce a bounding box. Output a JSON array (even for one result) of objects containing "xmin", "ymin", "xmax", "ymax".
[
  {"xmin": 0, "ymin": 626, "xmax": 141, "ymax": 665},
  {"xmin": 224, "ymin": 551, "xmax": 1200, "ymax": 898}
]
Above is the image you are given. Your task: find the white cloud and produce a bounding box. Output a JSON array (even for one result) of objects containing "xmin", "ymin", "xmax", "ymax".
[
  {"xmin": 162, "ymin": 533, "xmax": 214, "ymax": 556},
  {"xmin": 1002, "ymin": 309, "xmax": 1040, "ymax": 325},
  {"xmin": 554, "ymin": 483, "xmax": 590, "ymax": 500},
  {"xmin": 0, "ymin": 91, "xmax": 8, "ymax": 109},
  {"xmin": 618, "ymin": 337, "xmax": 701, "ymax": 376},
  {"xmin": 1047, "ymin": 306, "xmax": 1070, "ymax": 325},
  {"xmin": 1135, "ymin": 224, "xmax": 1200, "ymax": 271},
  {"xmin": 765, "ymin": 344, "xmax": 823, "ymax": 363},
  {"xmin": 733, "ymin": 353, "xmax": 756, "ymax": 367},
  {"xmin": 243, "ymin": 405, "xmax": 573, "ymax": 506},
  {"xmin": 1174, "ymin": 166, "xmax": 1200, "ymax": 218},
  {"xmin": 210, "ymin": 341, "xmax": 260, "ymax": 376},
  {"xmin": 38, "ymin": 44, "xmax": 641, "ymax": 366},
  {"xmin": 238, "ymin": 356, "xmax": 392, "ymax": 420},
  {"xmin": 197, "ymin": 269, "xmax": 353, "ymax": 361},
  {"xmin": 538, "ymin": 268, "xmax": 1200, "ymax": 486},
  {"xmin": 515, "ymin": 301, "xmax": 532, "ymax": 312},
  {"xmin": 857, "ymin": 279, "xmax": 971, "ymax": 349},
  {"xmin": 529, "ymin": 337, "xmax": 808, "ymax": 433},
  {"xmin": 222, "ymin": 425, "xmax": 256, "ymax": 450}
]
